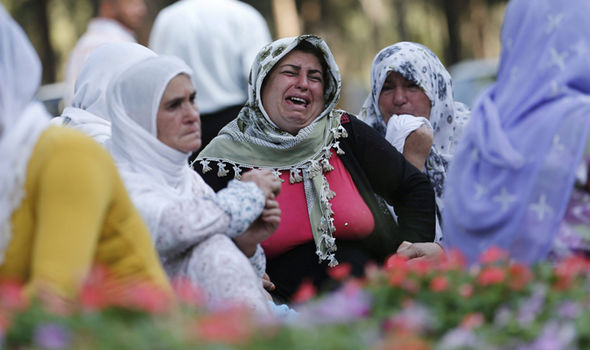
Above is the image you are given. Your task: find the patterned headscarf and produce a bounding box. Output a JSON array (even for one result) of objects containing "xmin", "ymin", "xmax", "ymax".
[
  {"xmin": 359, "ymin": 42, "xmax": 470, "ymax": 201},
  {"xmin": 197, "ymin": 35, "xmax": 346, "ymax": 266},
  {"xmin": 443, "ymin": 0, "xmax": 590, "ymax": 264},
  {"xmin": 0, "ymin": 5, "xmax": 50, "ymax": 264}
]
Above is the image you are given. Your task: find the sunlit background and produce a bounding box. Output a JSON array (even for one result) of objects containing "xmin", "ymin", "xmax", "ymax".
[{"xmin": 3, "ymin": 0, "xmax": 507, "ymax": 114}]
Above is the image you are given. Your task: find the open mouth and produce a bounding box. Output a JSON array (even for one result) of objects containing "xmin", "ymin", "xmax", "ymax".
[{"xmin": 287, "ymin": 96, "xmax": 309, "ymax": 107}]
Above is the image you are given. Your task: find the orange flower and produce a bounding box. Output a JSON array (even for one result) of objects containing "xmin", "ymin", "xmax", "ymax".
[
  {"xmin": 292, "ymin": 279, "xmax": 316, "ymax": 304},
  {"xmin": 477, "ymin": 266, "xmax": 506, "ymax": 286},
  {"xmin": 479, "ymin": 246, "xmax": 508, "ymax": 265},
  {"xmin": 328, "ymin": 262, "xmax": 352, "ymax": 281},
  {"xmin": 429, "ymin": 276, "xmax": 449, "ymax": 292}
]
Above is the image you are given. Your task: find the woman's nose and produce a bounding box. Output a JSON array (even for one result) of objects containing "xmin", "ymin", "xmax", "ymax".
[
  {"xmin": 295, "ymin": 74, "xmax": 309, "ymax": 89},
  {"xmin": 184, "ymin": 103, "xmax": 200, "ymax": 122},
  {"xmin": 393, "ymin": 88, "xmax": 407, "ymax": 105}
]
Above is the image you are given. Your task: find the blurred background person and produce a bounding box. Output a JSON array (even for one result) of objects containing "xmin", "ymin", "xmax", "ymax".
[
  {"xmin": 443, "ymin": 0, "xmax": 590, "ymax": 264},
  {"xmin": 52, "ymin": 42, "xmax": 156, "ymax": 145},
  {"xmin": 63, "ymin": 0, "xmax": 147, "ymax": 107},
  {"xmin": 149, "ymin": 0, "xmax": 272, "ymax": 155}
]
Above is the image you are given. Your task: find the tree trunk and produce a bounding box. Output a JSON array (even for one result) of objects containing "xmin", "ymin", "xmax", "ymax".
[
  {"xmin": 393, "ymin": 0, "xmax": 408, "ymax": 40},
  {"xmin": 440, "ymin": 0, "xmax": 462, "ymax": 65},
  {"xmin": 34, "ymin": 0, "xmax": 55, "ymax": 84}
]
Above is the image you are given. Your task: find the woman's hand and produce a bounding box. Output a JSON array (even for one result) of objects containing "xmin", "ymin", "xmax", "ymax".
[
  {"xmin": 395, "ymin": 240, "xmax": 444, "ymax": 262},
  {"xmin": 402, "ymin": 124, "xmax": 433, "ymax": 171},
  {"xmin": 233, "ymin": 199, "xmax": 281, "ymax": 257},
  {"xmin": 262, "ymin": 273, "xmax": 276, "ymax": 292},
  {"xmin": 241, "ymin": 169, "xmax": 282, "ymax": 199}
]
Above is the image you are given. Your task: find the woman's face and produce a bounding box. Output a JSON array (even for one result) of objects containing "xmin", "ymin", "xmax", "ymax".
[
  {"xmin": 261, "ymin": 50, "xmax": 325, "ymax": 135},
  {"xmin": 378, "ymin": 71, "xmax": 431, "ymax": 124},
  {"xmin": 156, "ymin": 74, "xmax": 201, "ymax": 153}
]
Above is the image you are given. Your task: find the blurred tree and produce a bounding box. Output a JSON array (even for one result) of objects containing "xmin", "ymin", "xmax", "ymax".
[{"xmin": 7, "ymin": 0, "xmax": 56, "ymax": 83}]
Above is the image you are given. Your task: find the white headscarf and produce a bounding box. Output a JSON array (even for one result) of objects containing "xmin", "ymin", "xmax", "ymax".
[
  {"xmin": 106, "ymin": 56, "xmax": 195, "ymax": 234},
  {"xmin": 0, "ymin": 5, "xmax": 51, "ymax": 263},
  {"xmin": 52, "ymin": 42, "xmax": 156, "ymax": 145}
]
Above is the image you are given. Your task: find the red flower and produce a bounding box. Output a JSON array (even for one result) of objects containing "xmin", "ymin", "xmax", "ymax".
[
  {"xmin": 401, "ymin": 279, "xmax": 420, "ymax": 294},
  {"xmin": 195, "ymin": 307, "xmax": 254, "ymax": 345},
  {"xmin": 172, "ymin": 278, "xmax": 205, "ymax": 307},
  {"xmin": 437, "ymin": 249, "xmax": 466, "ymax": 272},
  {"xmin": 387, "ymin": 269, "xmax": 408, "ymax": 287},
  {"xmin": 292, "ymin": 279, "xmax": 316, "ymax": 304},
  {"xmin": 479, "ymin": 246, "xmax": 508, "ymax": 265},
  {"xmin": 118, "ymin": 283, "xmax": 172, "ymax": 313},
  {"xmin": 477, "ymin": 266, "xmax": 506, "ymax": 286},
  {"xmin": 328, "ymin": 262, "xmax": 352, "ymax": 281},
  {"xmin": 429, "ymin": 276, "xmax": 449, "ymax": 292},
  {"xmin": 385, "ymin": 254, "xmax": 409, "ymax": 271},
  {"xmin": 507, "ymin": 263, "xmax": 532, "ymax": 291},
  {"xmin": 407, "ymin": 259, "xmax": 431, "ymax": 277}
]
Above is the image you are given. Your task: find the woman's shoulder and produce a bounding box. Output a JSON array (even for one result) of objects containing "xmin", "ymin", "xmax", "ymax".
[{"xmin": 32, "ymin": 126, "xmax": 114, "ymax": 168}]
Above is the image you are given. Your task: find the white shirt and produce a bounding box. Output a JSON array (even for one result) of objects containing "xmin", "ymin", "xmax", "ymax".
[
  {"xmin": 149, "ymin": 0, "xmax": 271, "ymax": 114},
  {"xmin": 63, "ymin": 18, "xmax": 136, "ymax": 107}
]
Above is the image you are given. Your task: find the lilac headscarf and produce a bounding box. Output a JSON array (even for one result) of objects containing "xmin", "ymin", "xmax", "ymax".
[{"xmin": 443, "ymin": 0, "xmax": 590, "ymax": 264}]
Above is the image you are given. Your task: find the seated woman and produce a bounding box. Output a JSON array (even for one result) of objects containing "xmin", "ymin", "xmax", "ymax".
[
  {"xmin": 443, "ymin": 0, "xmax": 590, "ymax": 264},
  {"xmin": 0, "ymin": 5, "xmax": 172, "ymax": 301},
  {"xmin": 196, "ymin": 35, "xmax": 436, "ymax": 302},
  {"xmin": 359, "ymin": 42, "xmax": 470, "ymax": 242},
  {"xmin": 51, "ymin": 42, "xmax": 156, "ymax": 145},
  {"xmin": 106, "ymin": 55, "xmax": 282, "ymax": 316}
]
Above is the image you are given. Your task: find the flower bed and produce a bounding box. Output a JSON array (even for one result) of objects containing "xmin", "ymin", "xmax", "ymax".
[{"xmin": 3, "ymin": 248, "xmax": 590, "ymax": 349}]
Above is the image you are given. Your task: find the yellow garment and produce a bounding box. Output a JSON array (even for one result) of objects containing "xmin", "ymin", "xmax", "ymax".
[{"xmin": 1, "ymin": 126, "xmax": 172, "ymax": 299}]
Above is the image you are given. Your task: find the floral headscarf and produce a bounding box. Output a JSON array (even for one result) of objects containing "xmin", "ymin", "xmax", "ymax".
[
  {"xmin": 197, "ymin": 35, "xmax": 346, "ymax": 266},
  {"xmin": 359, "ymin": 42, "xmax": 470, "ymax": 200},
  {"xmin": 443, "ymin": 0, "xmax": 590, "ymax": 264}
]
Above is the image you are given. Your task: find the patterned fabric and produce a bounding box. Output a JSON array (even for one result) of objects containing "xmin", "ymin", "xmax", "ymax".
[
  {"xmin": 358, "ymin": 41, "xmax": 470, "ymax": 205},
  {"xmin": 443, "ymin": 0, "xmax": 590, "ymax": 264},
  {"xmin": 197, "ymin": 35, "xmax": 346, "ymax": 266},
  {"xmin": 0, "ymin": 5, "xmax": 51, "ymax": 264}
]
